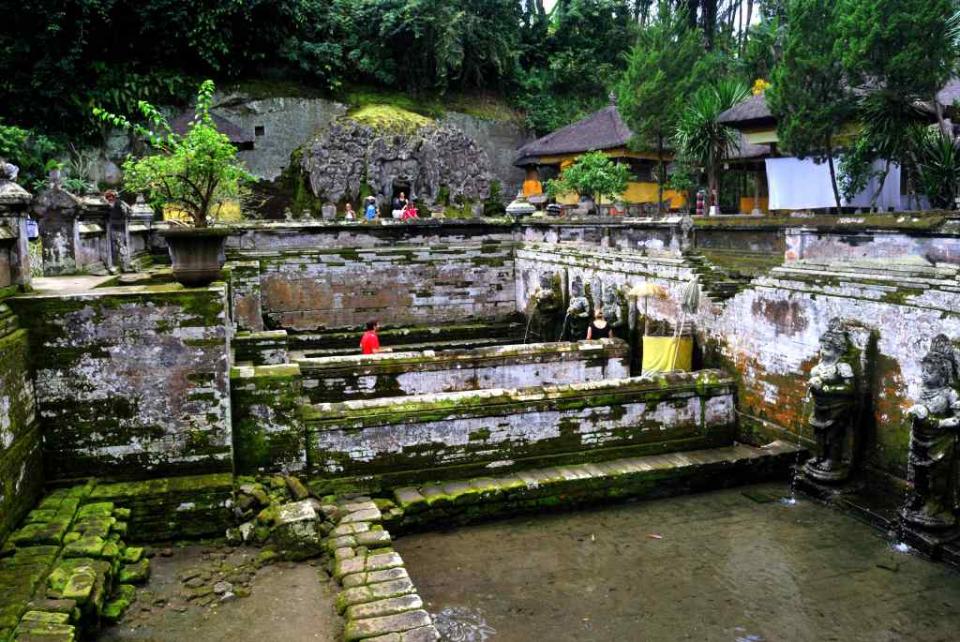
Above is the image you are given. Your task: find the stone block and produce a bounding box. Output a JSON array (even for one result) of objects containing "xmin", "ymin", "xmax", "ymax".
[
  {"xmin": 345, "ymin": 594, "xmax": 423, "ymax": 621},
  {"xmin": 336, "ymin": 579, "xmax": 416, "ymax": 612},
  {"xmin": 341, "ymin": 567, "xmax": 410, "ymax": 590},
  {"xmin": 343, "ymin": 609, "xmax": 432, "ymax": 641}
]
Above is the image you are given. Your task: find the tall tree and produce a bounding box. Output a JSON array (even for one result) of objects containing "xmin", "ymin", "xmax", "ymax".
[
  {"xmin": 834, "ymin": 0, "xmax": 959, "ymax": 208},
  {"xmin": 767, "ymin": 0, "xmax": 852, "ymax": 213},
  {"xmin": 617, "ymin": 3, "xmax": 705, "ymax": 213},
  {"xmin": 673, "ymin": 79, "xmax": 748, "ymax": 212}
]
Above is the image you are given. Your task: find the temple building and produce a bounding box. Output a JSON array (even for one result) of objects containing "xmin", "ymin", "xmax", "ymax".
[{"xmin": 514, "ymin": 98, "xmax": 686, "ymax": 212}]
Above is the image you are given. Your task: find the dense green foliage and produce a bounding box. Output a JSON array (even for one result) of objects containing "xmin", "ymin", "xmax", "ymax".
[
  {"xmin": 616, "ymin": 3, "xmax": 708, "ymax": 212},
  {"xmin": 767, "ymin": 0, "xmax": 851, "ymax": 212},
  {"xmin": 94, "ymin": 81, "xmax": 254, "ymax": 226},
  {"xmin": 545, "ymin": 150, "xmax": 630, "ymax": 206},
  {"xmin": 673, "ymin": 80, "xmax": 748, "ymax": 208},
  {"xmin": 1, "ymin": 0, "xmax": 957, "ymax": 210}
]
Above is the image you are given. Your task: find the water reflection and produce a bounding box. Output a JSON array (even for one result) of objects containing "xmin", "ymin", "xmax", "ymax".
[{"xmin": 432, "ymin": 606, "xmax": 497, "ymax": 641}]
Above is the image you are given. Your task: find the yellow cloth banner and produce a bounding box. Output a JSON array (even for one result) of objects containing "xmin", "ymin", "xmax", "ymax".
[{"xmin": 641, "ymin": 336, "xmax": 693, "ymax": 375}]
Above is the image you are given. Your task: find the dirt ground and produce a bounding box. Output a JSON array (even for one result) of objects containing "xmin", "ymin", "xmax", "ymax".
[{"xmin": 97, "ymin": 544, "xmax": 342, "ymax": 642}]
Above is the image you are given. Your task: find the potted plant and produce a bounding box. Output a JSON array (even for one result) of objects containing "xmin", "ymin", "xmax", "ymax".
[{"xmin": 94, "ymin": 80, "xmax": 253, "ymax": 286}]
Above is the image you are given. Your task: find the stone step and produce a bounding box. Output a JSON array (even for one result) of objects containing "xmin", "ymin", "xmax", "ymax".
[{"xmin": 391, "ymin": 442, "xmax": 802, "ymax": 530}]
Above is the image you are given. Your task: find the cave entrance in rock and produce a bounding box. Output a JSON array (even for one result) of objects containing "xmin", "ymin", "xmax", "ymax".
[{"xmin": 392, "ymin": 180, "xmax": 412, "ymax": 201}]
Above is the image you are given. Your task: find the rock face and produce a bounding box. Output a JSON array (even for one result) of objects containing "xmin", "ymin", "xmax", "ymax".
[{"xmin": 300, "ymin": 119, "xmax": 495, "ymax": 206}]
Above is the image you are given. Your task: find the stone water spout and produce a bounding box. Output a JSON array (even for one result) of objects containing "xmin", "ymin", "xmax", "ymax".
[{"xmin": 524, "ymin": 272, "xmax": 563, "ymax": 343}]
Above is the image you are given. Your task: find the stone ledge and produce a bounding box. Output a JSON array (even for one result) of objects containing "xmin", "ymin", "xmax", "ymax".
[{"xmin": 390, "ymin": 442, "xmax": 802, "ymax": 531}]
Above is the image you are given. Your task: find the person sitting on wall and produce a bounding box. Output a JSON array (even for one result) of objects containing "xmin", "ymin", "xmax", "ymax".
[
  {"xmin": 392, "ymin": 192, "xmax": 408, "ymax": 219},
  {"xmin": 364, "ymin": 197, "xmax": 378, "ymax": 221},
  {"xmin": 401, "ymin": 200, "xmax": 419, "ymax": 221},
  {"xmin": 344, "ymin": 203, "xmax": 356, "ymax": 220},
  {"xmin": 587, "ymin": 308, "xmax": 611, "ymax": 340},
  {"xmin": 360, "ymin": 320, "xmax": 384, "ymax": 354}
]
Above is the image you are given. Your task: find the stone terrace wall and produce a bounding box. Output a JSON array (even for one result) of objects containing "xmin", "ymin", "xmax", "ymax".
[
  {"xmin": 302, "ymin": 371, "xmax": 736, "ymax": 487},
  {"xmin": 9, "ymin": 284, "xmax": 232, "ymax": 481},
  {"xmin": 298, "ymin": 339, "xmax": 630, "ymax": 403},
  {"xmin": 0, "ymin": 306, "xmax": 42, "ymax": 543},
  {"xmin": 515, "ymin": 229, "xmax": 960, "ymax": 484},
  {"xmin": 225, "ymin": 221, "xmax": 518, "ymax": 333}
]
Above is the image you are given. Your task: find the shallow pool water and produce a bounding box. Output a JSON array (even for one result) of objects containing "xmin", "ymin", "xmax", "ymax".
[{"xmin": 395, "ymin": 483, "xmax": 960, "ymax": 642}]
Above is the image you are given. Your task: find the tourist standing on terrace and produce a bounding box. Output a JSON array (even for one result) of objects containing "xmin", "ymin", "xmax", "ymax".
[
  {"xmin": 344, "ymin": 203, "xmax": 356, "ymax": 220},
  {"xmin": 587, "ymin": 309, "xmax": 611, "ymax": 340},
  {"xmin": 364, "ymin": 197, "xmax": 378, "ymax": 221},
  {"xmin": 360, "ymin": 320, "xmax": 383, "ymax": 354}
]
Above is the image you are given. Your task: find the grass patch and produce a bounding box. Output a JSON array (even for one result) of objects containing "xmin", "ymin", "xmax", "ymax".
[{"xmin": 347, "ymin": 104, "xmax": 434, "ymax": 134}]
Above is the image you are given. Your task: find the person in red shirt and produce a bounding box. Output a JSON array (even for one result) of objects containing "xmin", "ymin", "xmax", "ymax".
[{"xmin": 360, "ymin": 320, "xmax": 382, "ymax": 354}]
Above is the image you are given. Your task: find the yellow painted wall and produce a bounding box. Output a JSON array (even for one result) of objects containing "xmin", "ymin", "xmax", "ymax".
[
  {"xmin": 556, "ymin": 181, "xmax": 686, "ymax": 208},
  {"xmin": 163, "ymin": 200, "xmax": 243, "ymax": 223},
  {"xmin": 740, "ymin": 196, "xmax": 769, "ymax": 213}
]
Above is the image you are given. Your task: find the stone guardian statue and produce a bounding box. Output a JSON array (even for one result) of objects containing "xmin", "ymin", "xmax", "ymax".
[
  {"xmin": 524, "ymin": 273, "xmax": 563, "ymax": 343},
  {"xmin": 803, "ymin": 319, "xmax": 857, "ymax": 483},
  {"xmin": 562, "ymin": 276, "xmax": 591, "ymax": 341},
  {"xmin": 601, "ymin": 285, "xmax": 626, "ymax": 337},
  {"xmin": 901, "ymin": 334, "xmax": 960, "ymax": 529}
]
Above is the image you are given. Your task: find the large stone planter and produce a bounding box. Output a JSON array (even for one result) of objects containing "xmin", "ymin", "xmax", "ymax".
[{"xmin": 161, "ymin": 227, "xmax": 230, "ymax": 287}]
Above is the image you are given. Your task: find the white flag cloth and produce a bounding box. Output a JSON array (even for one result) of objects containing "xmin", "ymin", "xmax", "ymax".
[{"xmin": 765, "ymin": 157, "xmax": 901, "ymax": 211}]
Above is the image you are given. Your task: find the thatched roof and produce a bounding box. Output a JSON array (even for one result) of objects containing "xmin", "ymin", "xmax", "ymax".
[
  {"xmin": 725, "ymin": 131, "xmax": 772, "ymax": 161},
  {"xmin": 717, "ymin": 93, "xmax": 773, "ymax": 129},
  {"xmin": 515, "ymin": 104, "xmax": 633, "ymax": 165},
  {"xmin": 170, "ymin": 111, "xmax": 253, "ymax": 145}
]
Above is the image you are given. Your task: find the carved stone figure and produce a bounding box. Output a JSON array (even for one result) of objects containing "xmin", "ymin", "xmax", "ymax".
[
  {"xmin": 803, "ymin": 319, "xmax": 857, "ymax": 483},
  {"xmin": 563, "ymin": 276, "xmax": 591, "ymax": 340},
  {"xmin": 901, "ymin": 334, "xmax": 960, "ymax": 529},
  {"xmin": 525, "ymin": 273, "xmax": 563, "ymax": 343},
  {"xmin": 601, "ymin": 285, "xmax": 626, "ymax": 335},
  {"xmin": 1, "ymin": 159, "xmax": 18, "ymax": 182}
]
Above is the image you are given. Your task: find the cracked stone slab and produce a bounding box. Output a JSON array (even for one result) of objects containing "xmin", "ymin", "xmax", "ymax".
[
  {"xmin": 341, "ymin": 567, "xmax": 410, "ymax": 589},
  {"xmin": 344, "ymin": 609, "xmax": 433, "ymax": 641},
  {"xmin": 346, "ymin": 594, "xmax": 423, "ymax": 621}
]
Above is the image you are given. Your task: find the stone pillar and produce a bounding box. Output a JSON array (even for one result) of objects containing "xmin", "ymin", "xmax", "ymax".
[
  {"xmin": 0, "ymin": 180, "xmax": 34, "ymax": 290},
  {"xmin": 78, "ymin": 194, "xmax": 112, "ymax": 274}
]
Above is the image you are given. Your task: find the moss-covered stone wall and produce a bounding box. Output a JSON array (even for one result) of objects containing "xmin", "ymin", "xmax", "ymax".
[
  {"xmin": 8, "ymin": 284, "xmax": 233, "ymax": 482},
  {"xmin": 0, "ymin": 304, "xmax": 42, "ymax": 544},
  {"xmin": 231, "ymin": 364, "xmax": 305, "ymax": 474},
  {"xmin": 298, "ymin": 339, "xmax": 630, "ymax": 403},
  {"xmin": 302, "ymin": 370, "xmax": 736, "ymax": 486}
]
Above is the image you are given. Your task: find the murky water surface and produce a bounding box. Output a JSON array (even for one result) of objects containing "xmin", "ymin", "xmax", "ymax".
[{"xmin": 396, "ymin": 483, "xmax": 960, "ymax": 642}]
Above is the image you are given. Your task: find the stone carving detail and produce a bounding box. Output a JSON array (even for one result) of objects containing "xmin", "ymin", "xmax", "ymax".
[
  {"xmin": 901, "ymin": 334, "xmax": 960, "ymax": 529},
  {"xmin": 524, "ymin": 273, "xmax": 563, "ymax": 343},
  {"xmin": 300, "ymin": 119, "xmax": 494, "ymax": 207},
  {"xmin": 562, "ymin": 276, "xmax": 591, "ymax": 341},
  {"xmin": 601, "ymin": 283, "xmax": 626, "ymax": 335},
  {"xmin": 803, "ymin": 318, "xmax": 857, "ymax": 483}
]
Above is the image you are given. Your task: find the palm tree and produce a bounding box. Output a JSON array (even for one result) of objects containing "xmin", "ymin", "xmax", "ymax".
[{"xmin": 673, "ymin": 80, "xmax": 749, "ymax": 212}]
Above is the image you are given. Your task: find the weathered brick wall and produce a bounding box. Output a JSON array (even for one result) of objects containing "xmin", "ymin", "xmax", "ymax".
[
  {"xmin": 303, "ymin": 371, "xmax": 736, "ymax": 484},
  {"xmin": 9, "ymin": 284, "xmax": 233, "ymax": 481},
  {"xmin": 222, "ymin": 222, "xmax": 518, "ymax": 333},
  {"xmin": 298, "ymin": 339, "xmax": 630, "ymax": 403},
  {"xmin": 257, "ymin": 243, "xmax": 516, "ymax": 331}
]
